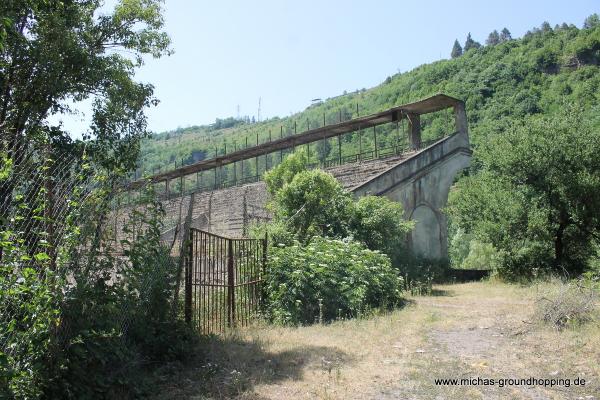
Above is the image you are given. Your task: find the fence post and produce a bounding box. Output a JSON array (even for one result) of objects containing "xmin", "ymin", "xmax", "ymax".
[
  {"xmin": 184, "ymin": 229, "xmax": 193, "ymax": 325},
  {"xmin": 338, "ymin": 135, "xmax": 342, "ymax": 164},
  {"xmin": 359, "ymin": 129, "xmax": 363, "ymax": 162},
  {"xmin": 261, "ymin": 232, "xmax": 268, "ymax": 308},
  {"xmin": 373, "ymin": 126, "xmax": 378, "ymax": 158},
  {"xmin": 262, "ymin": 233, "xmax": 267, "ymax": 274},
  {"xmin": 227, "ymin": 239, "xmax": 235, "ymax": 328}
]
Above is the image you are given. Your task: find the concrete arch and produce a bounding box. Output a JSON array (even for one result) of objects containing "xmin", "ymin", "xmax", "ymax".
[
  {"xmin": 352, "ymin": 131, "xmax": 472, "ymax": 261},
  {"xmin": 409, "ymin": 203, "xmax": 443, "ymax": 260}
]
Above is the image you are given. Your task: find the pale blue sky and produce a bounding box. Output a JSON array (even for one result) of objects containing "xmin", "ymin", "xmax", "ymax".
[{"xmin": 57, "ymin": 0, "xmax": 599, "ymax": 136}]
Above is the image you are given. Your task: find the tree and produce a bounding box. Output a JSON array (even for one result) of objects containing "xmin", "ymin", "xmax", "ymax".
[
  {"xmin": 486, "ymin": 30, "xmax": 501, "ymax": 46},
  {"xmin": 451, "ymin": 39, "xmax": 463, "ymax": 58},
  {"xmin": 315, "ymin": 138, "xmax": 332, "ymax": 163},
  {"xmin": 448, "ymin": 107, "xmax": 600, "ymax": 279},
  {"xmin": 0, "ymin": 0, "xmax": 171, "ymax": 229},
  {"xmin": 541, "ymin": 21, "xmax": 553, "ymax": 33},
  {"xmin": 583, "ymin": 13, "xmax": 600, "ymax": 29},
  {"xmin": 500, "ymin": 27, "xmax": 512, "ymax": 42},
  {"xmin": 349, "ymin": 195, "xmax": 413, "ymax": 261},
  {"xmin": 264, "ymin": 150, "xmax": 308, "ymax": 196},
  {"xmin": 274, "ymin": 169, "xmax": 352, "ymax": 242},
  {"xmin": 464, "ymin": 33, "xmax": 481, "ymax": 51}
]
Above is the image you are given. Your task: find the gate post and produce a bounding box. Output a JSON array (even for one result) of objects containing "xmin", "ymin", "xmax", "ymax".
[
  {"xmin": 184, "ymin": 229, "xmax": 193, "ymax": 324},
  {"xmin": 227, "ymin": 239, "xmax": 235, "ymax": 327},
  {"xmin": 262, "ymin": 232, "xmax": 268, "ymax": 274},
  {"xmin": 261, "ymin": 232, "xmax": 268, "ymax": 307}
]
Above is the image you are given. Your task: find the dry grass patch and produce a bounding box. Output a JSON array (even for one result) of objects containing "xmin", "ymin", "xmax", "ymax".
[{"xmin": 154, "ymin": 280, "xmax": 600, "ymax": 399}]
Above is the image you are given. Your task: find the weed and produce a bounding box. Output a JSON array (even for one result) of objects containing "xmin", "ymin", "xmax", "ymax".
[{"xmin": 535, "ymin": 279, "xmax": 598, "ymax": 330}]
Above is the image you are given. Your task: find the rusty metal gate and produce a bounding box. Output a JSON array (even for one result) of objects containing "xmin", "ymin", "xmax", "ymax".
[{"xmin": 184, "ymin": 228, "xmax": 267, "ymax": 333}]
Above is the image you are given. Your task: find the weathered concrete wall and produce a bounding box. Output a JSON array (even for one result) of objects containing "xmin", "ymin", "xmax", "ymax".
[{"xmin": 352, "ymin": 132, "xmax": 471, "ymax": 260}]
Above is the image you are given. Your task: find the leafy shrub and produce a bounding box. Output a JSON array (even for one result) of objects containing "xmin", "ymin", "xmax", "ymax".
[
  {"xmin": 348, "ymin": 195, "xmax": 413, "ymax": 262},
  {"xmin": 249, "ymin": 219, "xmax": 295, "ymax": 247},
  {"xmin": 461, "ymin": 240, "xmax": 503, "ymax": 270},
  {"xmin": 44, "ymin": 185, "xmax": 196, "ymax": 399},
  {"xmin": 0, "ymin": 266, "xmax": 59, "ymax": 399},
  {"xmin": 265, "ymin": 237, "xmax": 403, "ymax": 325},
  {"xmin": 448, "ymin": 227, "xmax": 474, "ymax": 268}
]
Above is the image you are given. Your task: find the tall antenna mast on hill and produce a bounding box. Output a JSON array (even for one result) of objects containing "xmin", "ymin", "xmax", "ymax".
[
  {"xmin": 236, "ymin": 104, "xmax": 240, "ymax": 120},
  {"xmin": 257, "ymin": 97, "xmax": 261, "ymax": 122}
]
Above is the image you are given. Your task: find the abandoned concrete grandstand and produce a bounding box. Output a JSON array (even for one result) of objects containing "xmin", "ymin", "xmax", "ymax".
[{"xmin": 121, "ymin": 94, "xmax": 471, "ymax": 260}]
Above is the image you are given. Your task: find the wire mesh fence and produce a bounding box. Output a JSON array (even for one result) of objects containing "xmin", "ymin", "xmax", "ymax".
[{"xmin": 0, "ymin": 138, "xmax": 189, "ymax": 396}]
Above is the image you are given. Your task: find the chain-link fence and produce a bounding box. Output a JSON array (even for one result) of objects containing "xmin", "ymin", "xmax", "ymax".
[{"xmin": 0, "ymin": 139, "xmax": 189, "ymax": 398}]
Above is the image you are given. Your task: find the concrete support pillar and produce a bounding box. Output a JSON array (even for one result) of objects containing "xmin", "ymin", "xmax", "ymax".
[
  {"xmin": 453, "ymin": 102, "xmax": 468, "ymax": 136},
  {"xmin": 408, "ymin": 113, "xmax": 421, "ymax": 150}
]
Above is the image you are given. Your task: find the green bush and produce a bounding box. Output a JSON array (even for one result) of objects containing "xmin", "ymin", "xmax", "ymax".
[
  {"xmin": 265, "ymin": 237, "xmax": 403, "ymax": 325},
  {"xmin": 274, "ymin": 169, "xmax": 352, "ymax": 242},
  {"xmin": 461, "ymin": 240, "xmax": 503, "ymax": 270},
  {"xmin": 348, "ymin": 195, "xmax": 413, "ymax": 262},
  {"xmin": 264, "ymin": 150, "xmax": 308, "ymax": 196},
  {"xmin": 43, "ymin": 186, "xmax": 196, "ymax": 399}
]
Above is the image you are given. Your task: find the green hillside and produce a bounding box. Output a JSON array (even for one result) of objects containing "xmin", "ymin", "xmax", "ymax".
[{"xmin": 138, "ymin": 18, "xmax": 600, "ymax": 177}]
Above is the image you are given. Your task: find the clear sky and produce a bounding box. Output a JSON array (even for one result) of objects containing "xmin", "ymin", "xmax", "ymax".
[{"xmin": 58, "ymin": 0, "xmax": 599, "ymax": 136}]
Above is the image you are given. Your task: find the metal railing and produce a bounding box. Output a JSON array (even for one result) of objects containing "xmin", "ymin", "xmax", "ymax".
[{"xmin": 144, "ymin": 136, "xmax": 443, "ymax": 202}]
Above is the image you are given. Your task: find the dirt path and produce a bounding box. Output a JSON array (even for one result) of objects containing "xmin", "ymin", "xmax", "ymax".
[{"xmin": 156, "ymin": 282, "xmax": 599, "ymax": 400}]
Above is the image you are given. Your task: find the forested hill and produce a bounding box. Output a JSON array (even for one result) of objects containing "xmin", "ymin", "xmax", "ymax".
[{"xmin": 138, "ymin": 17, "xmax": 600, "ymax": 175}]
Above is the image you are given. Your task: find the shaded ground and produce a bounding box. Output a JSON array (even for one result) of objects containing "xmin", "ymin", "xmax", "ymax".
[{"xmin": 154, "ymin": 282, "xmax": 599, "ymax": 399}]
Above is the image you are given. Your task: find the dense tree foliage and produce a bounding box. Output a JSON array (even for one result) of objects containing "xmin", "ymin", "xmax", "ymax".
[
  {"xmin": 584, "ymin": 13, "xmax": 600, "ymax": 29},
  {"xmin": 0, "ymin": 0, "xmax": 171, "ymax": 174},
  {"xmin": 500, "ymin": 27, "xmax": 512, "ymax": 41},
  {"xmin": 274, "ymin": 169, "xmax": 352, "ymax": 242},
  {"xmin": 448, "ymin": 108, "xmax": 600, "ymax": 279},
  {"xmin": 349, "ymin": 195, "xmax": 413, "ymax": 262},
  {"xmin": 263, "ymin": 151, "xmax": 412, "ymax": 254}
]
